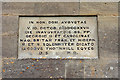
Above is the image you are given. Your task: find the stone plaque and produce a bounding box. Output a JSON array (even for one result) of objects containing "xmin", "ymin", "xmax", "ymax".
[{"xmin": 18, "ymin": 16, "xmax": 98, "ymax": 59}]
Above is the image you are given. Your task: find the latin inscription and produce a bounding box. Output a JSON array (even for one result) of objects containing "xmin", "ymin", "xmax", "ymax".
[{"xmin": 18, "ymin": 16, "xmax": 98, "ymax": 59}]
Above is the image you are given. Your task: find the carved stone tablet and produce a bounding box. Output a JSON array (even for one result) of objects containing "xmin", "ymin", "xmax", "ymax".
[{"xmin": 18, "ymin": 16, "xmax": 98, "ymax": 59}]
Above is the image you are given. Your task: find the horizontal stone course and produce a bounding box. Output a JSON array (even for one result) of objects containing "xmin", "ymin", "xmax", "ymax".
[
  {"xmin": 2, "ymin": 2, "xmax": 118, "ymax": 16},
  {"xmin": 34, "ymin": 2, "xmax": 80, "ymax": 15},
  {"xmin": 2, "ymin": 59, "xmax": 66, "ymax": 78},
  {"xmin": 79, "ymin": 2, "xmax": 118, "ymax": 16},
  {"xmin": 2, "ymin": 2, "xmax": 34, "ymax": 15}
]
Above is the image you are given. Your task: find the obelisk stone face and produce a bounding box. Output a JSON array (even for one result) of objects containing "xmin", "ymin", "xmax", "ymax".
[{"xmin": 2, "ymin": 2, "xmax": 118, "ymax": 78}]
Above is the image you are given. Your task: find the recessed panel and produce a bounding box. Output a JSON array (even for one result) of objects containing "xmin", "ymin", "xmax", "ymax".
[{"xmin": 18, "ymin": 16, "xmax": 98, "ymax": 59}]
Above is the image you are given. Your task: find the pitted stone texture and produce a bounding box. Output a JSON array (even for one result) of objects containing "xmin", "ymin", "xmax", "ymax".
[
  {"xmin": 84, "ymin": 58, "xmax": 118, "ymax": 78},
  {"xmin": 79, "ymin": 2, "xmax": 118, "ymax": 16},
  {"xmin": 2, "ymin": 59, "xmax": 65, "ymax": 78},
  {"xmin": 34, "ymin": 2, "xmax": 80, "ymax": 15},
  {"xmin": 98, "ymin": 16, "xmax": 118, "ymax": 59},
  {"xmin": 2, "ymin": 16, "xmax": 18, "ymax": 34},
  {"xmin": 65, "ymin": 60, "xmax": 84, "ymax": 78},
  {"xmin": 2, "ymin": 2, "xmax": 34, "ymax": 15},
  {"xmin": 2, "ymin": 35, "xmax": 18, "ymax": 58}
]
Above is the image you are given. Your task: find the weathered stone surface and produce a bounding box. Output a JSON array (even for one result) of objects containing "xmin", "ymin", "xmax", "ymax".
[
  {"xmin": 79, "ymin": 2, "xmax": 118, "ymax": 16},
  {"xmin": 0, "ymin": 12, "xmax": 2, "ymax": 59},
  {"xmin": 2, "ymin": 16, "xmax": 18, "ymax": 58},
  {"xmin": 84, "ymin": 58, "xmax": 118, "ymax": 78},
  {"xmin": 0, "ymin": 56, "xmax": 2, "ymax": 79},
  {"xmin": 2, "ymin": 59, "xmax": 85, "ymax": 78},
  {"xmin": 0, "ymin": 2, "xmax": 2, "ymax": 79},
  {"xmin": 65, "ymin": 60, "xmax": 84, "ymax": 78},
  {"xmin": 2, "ymin": 2, "xmax": 118, "ymax": 16},
  {"xmin": 2, "ymin": 16, "xmax": 18, "ymax": 34},
  {"xmin": 2, "ymin": 2, "xmax": 34, "ymax": 15},
  {"xmin": 2, "ymin": 2, "xmax": 80, "ymax": 15},
  {"xmin": 2, "ymin": 35, "xmax": 18, "ymax": 58},
  {"xmin": 34, "ymin": 2, "xmax": 80, "ymax": 15},
  {"xmin": 1, "ymin": 2, "xmax": 118, "ymax": 79},
  {"xmin": 98, "ymin": 16, "xmax": 118, "ymax": 59},
  {"xmin": 2, "ymin": 59, "xmax": 65, "ymax": 78}
]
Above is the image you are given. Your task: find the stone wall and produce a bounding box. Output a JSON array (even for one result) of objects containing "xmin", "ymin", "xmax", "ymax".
[{"xmin": 2, "ymin": 2, "xmax": 118, "ymax": 78}]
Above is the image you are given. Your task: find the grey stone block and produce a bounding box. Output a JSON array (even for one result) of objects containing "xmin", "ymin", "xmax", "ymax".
[
  {"xmin": 65, "ymin": 60, "xmax": 84, "ymax": 78},
  {"xmin": 2, "ymin": 35, "xmax": 18, "ymax": 58},
  {"xmin": 0, "ymin": 56, "xmax": 1, "ymax": 79},
  {"xmin": 84, "ymin": 58, "xmax": 118, "ymax": 78},
  {"xmin": 34, "ymin": 2, "xmax": 80, "ymax": 15},
  {"xmin": 2, "ymin": 2, "xmax": 80, "ymax": 15},
  {"xmin": 0, "ymin": 40, "xmax": 1, "ymax": 55},
  {"xmin": 0, "ymin": 15, "xmax": 2, "ymax": 58},
  {"xmin": 79, "ymin": 2, "xmax": 118, "ymax": 16},
  {"xmin": 2, "ymin": 16, "xmax": 18, "ymax": 34},
  {"xmin": 2, "ymin": 2, "xmax": 34, "ymax": 15},
  {"xmin": 98, "ymin": 16, "xmax": 118, "ymax": 59}
]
